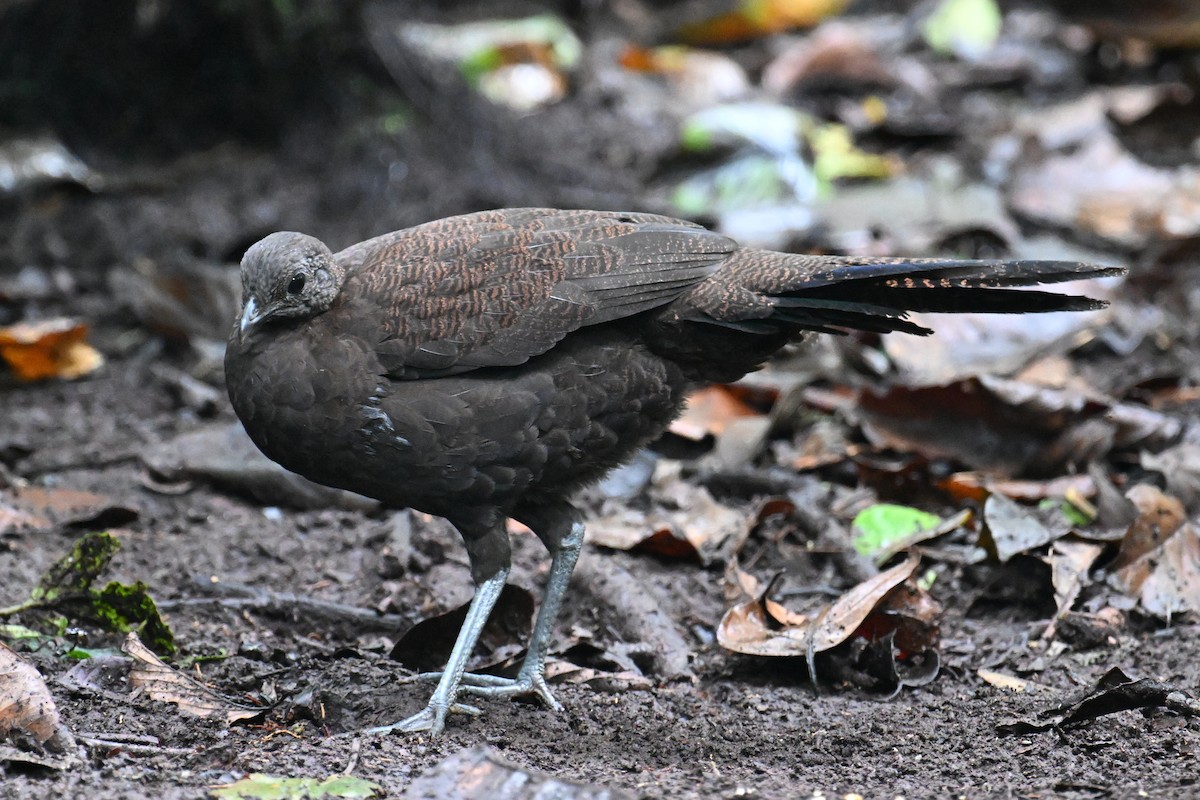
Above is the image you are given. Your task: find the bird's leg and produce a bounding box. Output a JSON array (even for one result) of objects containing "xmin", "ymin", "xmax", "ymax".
[
  {"xmin": 369, "ymin": 526, "xmax": 512, "ymax": 735},
  {"xmin": 449, "ymin": 505, "xmax": 584, "ymax": 711}
]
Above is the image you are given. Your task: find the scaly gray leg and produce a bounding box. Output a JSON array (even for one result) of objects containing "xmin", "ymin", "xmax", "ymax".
[
  {"xmin": 366, "ymin": 568, "xmax": 509, "ymax": 735},
  {"xmin": 443, "ymin": 518, "xmax": 585, "ymax": 709}
]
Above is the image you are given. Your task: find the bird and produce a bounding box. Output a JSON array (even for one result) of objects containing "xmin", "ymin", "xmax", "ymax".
[{"xmin": 224, "ymin": 207, "xmax": 1120, "ymax": 735}]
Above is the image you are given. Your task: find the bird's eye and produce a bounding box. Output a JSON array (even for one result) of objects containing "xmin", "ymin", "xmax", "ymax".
[{"xmin": 287, "ymin": 273, "xmax": 306, "ymax": 295}]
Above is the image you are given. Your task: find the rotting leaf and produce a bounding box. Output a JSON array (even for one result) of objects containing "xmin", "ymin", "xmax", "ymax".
[
  {"xmin": 30, "ymin": 531, "xmax": 122, "ymax": 607},
  {"xmin": 124, "ymin": 633, "xmax": 263, "ymax": 723},
  {"xmin": 0, "ymin": 318, "xmax": 103, "ymax": 381},
  {"xmin": 0, "ymin": 532, "xmax": 175, "ymax": 655},
  {"xmin": 209, "ymin": 773, "xmax": 381, "ymax": 799},
  {"xmin": 0, "ymin": 642, "xmax": 75, "ymax": 768},
  {"xmin": 998, "ymin": 667, "xmax": 1200, "ymax": 735},
  {"xmin": 391, "ymin": 584, "xmax": 533, "ymax": 674},
  {"xmin": 1111, "ymin": 485, "xmax": 1200, "ymax": 619}
]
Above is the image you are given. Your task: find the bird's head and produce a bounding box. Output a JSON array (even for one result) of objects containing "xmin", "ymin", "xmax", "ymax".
[{"xmin": 236, "ymin": 232, "xmax": 345, "ymax": 335}]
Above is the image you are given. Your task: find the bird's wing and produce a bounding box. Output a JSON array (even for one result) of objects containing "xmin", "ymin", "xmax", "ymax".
[{"xmin": 337, "ymin": 208, "xmax": 736, "ymax": 378}]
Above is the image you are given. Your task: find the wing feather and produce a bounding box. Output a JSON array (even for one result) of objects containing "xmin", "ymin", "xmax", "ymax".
[{"xmin": 338, "ymin": 209, "xmax": 735, "ymax": 378}]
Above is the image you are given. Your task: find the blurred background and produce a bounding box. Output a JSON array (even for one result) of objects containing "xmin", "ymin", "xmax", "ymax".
[{"xmin": 1, "ymin": 0, "xmax": 1197, "ymax": 352}]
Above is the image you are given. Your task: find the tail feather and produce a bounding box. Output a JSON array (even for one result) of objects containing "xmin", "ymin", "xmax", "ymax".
[
  {"xmin": 804, "ymin": 258, "xmax": 1123, "ymax": 289},
  {"xmin": 681, "ymin": 251, "xmax": 1122, "ymax": 338}
]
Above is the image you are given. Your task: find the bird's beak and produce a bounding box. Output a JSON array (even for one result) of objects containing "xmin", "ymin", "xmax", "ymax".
[{"xmin": 239, "ymin": 298, "xmax": 263, "ymax": 334}]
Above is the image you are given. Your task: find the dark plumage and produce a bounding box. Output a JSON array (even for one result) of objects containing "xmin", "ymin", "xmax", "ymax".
[{"xmin": 225, "ymin": 208, "xmax": 1120, "ymax": 734}]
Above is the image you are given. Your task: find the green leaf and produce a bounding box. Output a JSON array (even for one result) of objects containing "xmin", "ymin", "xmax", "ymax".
[
  {"xmin": 852, "ymin": 504, "xmax": 942, "ymax": 558},
  {"xmin": 210, "ymin": 774, "xmax": 381, "ymax": 799},
  {"xmin": 921, "ymin": 0, "xmax": 1002, "ymax": 61}
]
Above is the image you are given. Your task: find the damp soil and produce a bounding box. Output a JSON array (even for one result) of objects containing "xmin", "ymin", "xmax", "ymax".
[{"xmin": 3, "ymin": 356, "xmax": 1199, "ymax": 798}]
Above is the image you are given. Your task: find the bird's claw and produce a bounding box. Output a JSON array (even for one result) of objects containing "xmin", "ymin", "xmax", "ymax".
[
  {"xmin": 364, "ymin": 701, "xmax": 480, "ymax": 736},
  {"xmin": 416, "ymin": 670, "xmax": 563, "ymax": 711}
]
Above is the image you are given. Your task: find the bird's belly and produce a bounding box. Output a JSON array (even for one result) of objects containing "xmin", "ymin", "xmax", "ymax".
[
  {"xmin": 228, "ymin": 327, "xmax": 689, "ymax": 518},
  {"xmin": 351, "ymin": 338, "xmax": 691, "ymax": 516}
]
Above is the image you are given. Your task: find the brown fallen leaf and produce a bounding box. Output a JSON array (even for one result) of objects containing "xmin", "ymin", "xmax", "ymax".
[
  {"xmin": 717, "ymin": 551, "xmax": 923, "ymax": 656},
  {"xmin": 1111, "ymin": 485, "xmax": 1200, "ymax": 619},
  {"xmin": 1141, "ymin": 443, "xmax": 1200, "ymax": 510},
  {"xmin": 123, "ymin": 633, "xmax": 263, "ymax": 723},
  {"xmin": 3, "ymin": 485, "xmax": 138, "ymax": 531},
  {"xmin": 587, "ymin": 481, "xmax": 752, "ymax": 566},
  {"xmin": 859, "ymin": 376, "xmax": 1178, "ymax": 476},
  {"xmin": 938, "ymin": 472, "xmax": 1096, "ymax": 504},
  {"xmin": 1111, "ymin": 484, "xmax": 1187, "ymax": 571},
  {"xmin": 0, "ymin": 642, "xmax": 75, "ymax": 768},
  {"xmin": 543, "ymin": 661, "xmax": 653, "ymax": 693},
  {"xmin": 0, "ymin": 318, "xmax": 103, "ymax": 381},
  {"xmin": 1045, "ymin": 538, "xmax": 1105, "ymax": 622}
]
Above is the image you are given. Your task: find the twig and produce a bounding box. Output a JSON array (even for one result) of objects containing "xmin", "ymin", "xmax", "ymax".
[
  {"xmin": 78, "ymin": 735, "xmax": 195, "ymax": 756},
  {"xmin": 158, "ymin": 583, "xmax": 407, "ymax": 634}
]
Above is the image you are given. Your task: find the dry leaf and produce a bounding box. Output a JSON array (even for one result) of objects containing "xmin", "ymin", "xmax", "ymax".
[
  {"xmin": 4, "ymin": 485, "xmax": 137, "ymax": 530},
  {"xmin": 669, "ymin": 385, "xmax": 765, "ymax": 441},
  {"xmin": 1045, "ymin": 538, "xmax": 1105, "ymax": 619},
  {"xmin": 1010, "ymin": 132, "xmax": 1200, "ymax": 247},
  {"xmin": 543, "ymin": 661, "xmax": 653, "ymax": 693},
  {"xmin": 978, "ymin": 669, "xmax": 1044, "ymax": 693},
  {"xmin": 717, "ymin": 552, "xmax": 922, "ymax": 656},
  {"xmin": 938, "ymin": 472, "xmax": 1096, "ymax": 504},
  {"xmin": 123, "ymin": 633, "xmax": 262, "ymax": 722},
  {"xmin": 588, "ymin": 483, "xmax": 752, "ymax": 566},
  {"xmin": 1111, "ymin": 485, "xmax": 1200, "ymax": 618},
  {"xmin": 983, "ymin": 493, "xmax": 1065, "ymax": 563},
  {"xmin": 0, "ymin": 642, "xmax": 74, "ymax": 768},
  {"xmin": 0, "ymin": 318, "xmax": 103, "ymax": 381}
]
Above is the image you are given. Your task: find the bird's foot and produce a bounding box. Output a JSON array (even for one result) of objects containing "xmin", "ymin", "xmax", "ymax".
[
  {"xmin": 364, "ymin": 700, "xmax": 481, "ymax": 736},
  {"xmin": 416, "ymin": 670, "xmax": 563, "ymax": 711}
]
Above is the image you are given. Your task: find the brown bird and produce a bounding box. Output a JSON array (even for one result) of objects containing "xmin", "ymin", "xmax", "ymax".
[{"xmin": 225, "ymin": 208, "xmax": 1119, "ymax": 734}]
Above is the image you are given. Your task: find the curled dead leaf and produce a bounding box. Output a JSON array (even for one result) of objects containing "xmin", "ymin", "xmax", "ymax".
[
  {"xmin": 0, "ymin": 642, "xmax": 74, "ymax": 768},
  {"xmin": 717, "ymin": 552, "xmax": 926, "ymax": 656}
]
